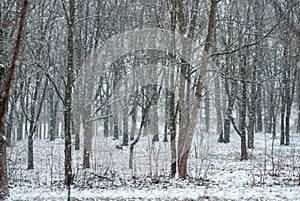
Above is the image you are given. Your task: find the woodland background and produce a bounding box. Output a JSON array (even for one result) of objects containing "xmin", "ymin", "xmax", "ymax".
[{"xmin": 0, "ymin": 0, "xmax": 300, "ymax": 200}]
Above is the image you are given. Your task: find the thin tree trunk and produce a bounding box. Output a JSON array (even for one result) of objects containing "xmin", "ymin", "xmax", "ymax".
[
  {"xmin": 130, "ymin": 105, "xmax": 136, "ymax": 141},
  {"xmin": 214, "ymin": 73, "xmax": 223, "ymax": 137},
  {"xmin": 6, "ymin": 100, "xmax": 16, "ymax": 145},
  {"xmin": 285, "ymin": 72, "xmax": 294, "ymax": 145},
  {"xmin": 220, "ymin": 76, "xmax": 234, "ymax": 143},
  {"xmin": 240, "ymin": 66, "xmax": 248, "ymax": 160},
  {"xmin": 83, "ymin": 105, "xmax": 92, "ymax": 169},
  {"xmin": 65, "ymin": 0, "xmax": 75, "ymax": 189},
  {"xmin": 280, "ymin": 84, "xmax": 286, "ymax": 146},
  {"xmin": 104, "ymin": 83, "xmax": 110, "ymax": 137},
  {"xmin": 122, "ymin": 106, "xmax": 129, "ymax": 146},
  {"xmin": 152, "ymin": 103, "xmax": 159, "ymax": 142},
  {"xmin": 49, "ymin": 89, "xmax": 56, "ymax": 141},
  {"xmin": 17, "ymin": 114, "xmax": 23, "ymax": 141},
  {"xmin": 163, "ymin": 88, "xmax": 169, "ymax": 142},
  {"xmin": 129, "ymin": 99, "xmax": 151, "ymax": 169},
  {"xmin": 177, "ymin": 0, "xmax": 218, "ymax": 178},
  {"xmin": 297, "ymin": 63, "xmax": 300, "ymax": 133},
  {"xmin": 0, "ymin": 0, "xmax": 28, "ymax": 198},
  {"xmin": 168, "ymin": 0, "xmax": 177, "ymax": 177},
  {"xmin": 248, "ymin": 69, "xmax": 257, "ymax": 149},
  {"xmin": 256, "ymin": 84, "xmax": 263, "ymax": 132},
  {"xmin": 205, "ymin": 91, "xmax": 210, "ymax": 134}
]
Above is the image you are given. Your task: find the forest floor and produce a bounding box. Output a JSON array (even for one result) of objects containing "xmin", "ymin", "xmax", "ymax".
[{"xmin": 5, "ymin": 129, "xmax": 300, "ymax": 201}]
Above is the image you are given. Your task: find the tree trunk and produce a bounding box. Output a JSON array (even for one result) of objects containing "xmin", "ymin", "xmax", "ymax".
[
  {"xmin": 104, "ymin": 84, "xmax": 110, "ymax": 137},
  {"xmin": 256, "ymin": 84, "xmax": 263, "ymax": 132},
  {"xmin": 151, "ymin": 104, "xmax": 159, "ymax": 142},
  {"xmin": 129, "ymin": 100, "xmax": 151, "ymax": 169},
  {"xmin": 248, "ymin": 69, "xmax": 257, "ymax": 149},
  {"xmin": 0, "ymin": 0, "xmax": 28, "ymax": 198},
  {"xmin": 280, "ymin": 83, "xmax": 286, "ymax": 146},
  {"xmin": 241, "ymin": 134, "xmax": 247, "ymax": 160},
  {"xmin": 65, "ymin": 0, "xmax": 75, "ymax": 187},
  {"xmin": 214, "ymin": 73, "xmax": 223, "ymax": 137},
  {"xmin": 130, "ymin": 106, "xmax": 136, "ymax": 141},
  {"xmin": 6, "ymin": 101, "xmax": 15, "ymax": 145},
  {"xmin": 122, "ymin": 106, "xmax": 129, "ymax": 146},
  {"xmin": 163, "ymin": 88, "xmax": 169, "ymax": 142},
  {"xmin": 83, "ymin": 105, "xmax": 92, "ymax": 169},
  {"xmin": 284, "ymin": 68, "xmax": 295, "ymax": 146},
  {"xmin": 28, "ymin": 135, "xmax": 34, "ymax": 169},
  {"xmin": 205, "ymin": 90, "xmax": 210, "ymax": 134},
  {"xmin": 0, "ymin": 62, "xmax": 7, "ymax": 197},
  {"xmin": 239, "ymin": 65, "xmax": 248, "ymax": 160},
  {"xmin": 168, "ymin": 0, "xmax": 176, "ymax": 177},
  {"xmin": 297, "ymin": 63, "xmax": 300, "ymax": 133},
  {"xmin": 49, "ymin": 91, "xmax": 57, "ymax": 141},
  {"xmin": 177, "ymin": 0, "xmax": 218, "ymax": 178},
  {"xmin": 178, "ymin": 147, "xmax": 190, "ymax": 178},
  {"xmin": 220, "ymin": 77, "xmax": 234, "ymax": 143},
  {"xmin": 113, "ymin": 116, "xmax": 119, "ymax": 140},
  {"xmin": 17, "ymin": 114, "xmax": 23, "ymax": 141}
]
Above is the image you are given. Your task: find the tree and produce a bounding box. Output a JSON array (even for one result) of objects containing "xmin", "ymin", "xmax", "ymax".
[
  {"xmin": 0, "ymin": 0, "xmax": 28, "ymax": 199},
  {"xmin": 64, "ymin": 2, "xmax": 75, "ymax": 199},
  {"xmin": 177, "ymin": 0, "xmax": 218, "ymax": 178}
]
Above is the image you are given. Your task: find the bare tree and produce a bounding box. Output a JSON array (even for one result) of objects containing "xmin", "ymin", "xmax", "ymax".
[
  {"xmin": 63, "ymin": 2, "xmax": 75, "ymax": 199},
  {"xmin": 0, "ymin": 0, "xmax": 28, "ymax": 199},
  {"xmin": 177, "ymin": 0, "xmax": 218, "ymax": 178}
]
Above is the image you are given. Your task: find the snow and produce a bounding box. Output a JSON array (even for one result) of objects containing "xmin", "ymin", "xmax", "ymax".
[{"xmin": 5, "ymin": 131, "xmax": 300, "ymax": 200}]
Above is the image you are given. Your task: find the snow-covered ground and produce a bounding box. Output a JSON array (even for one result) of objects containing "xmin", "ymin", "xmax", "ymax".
[{"xmin": 5, "ymin": 130, "xmax": 300, "ymax": 200}]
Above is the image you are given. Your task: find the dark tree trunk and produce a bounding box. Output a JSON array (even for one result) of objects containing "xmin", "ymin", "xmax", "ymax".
[
  {"xmin": 248, "ymin": 69, "xmax": 256, "ymax": 149},
  {"xmin": 65, "ymin": 0, "xmax": 75, "ymax": 188},
  {"xmin": 268, "ymin": 90, "xmax": 275, "ymax": 135},
  {"xmin": 297, "ymin": 64, "xmax": 300, "ymax": 133},
  {"xmin": 17, "ymin": 115, "xmax": 23, "ymax": 141},
  {"xmin": 163, "ymin": 89, "xmax": 169, "ymax": 142},
  {"xmin": 280, "ymin": 89, "xmax": 286, "ymax": 145},
  {"xmin": 285, "ymin": 100, "xmax": 291, "ymax": 146},
  {"xmin": 230, "ymin": 65, "xmax": 248, "ymax": 160},
  {"xmin": 83, "ymin": 111, "xmax": 92, "ymax": 169},
  {"xmin": 256, "ymin": 84, "xmax": 263, "ymax": 132},
  {"xmin": 130, "ymin": 106, "xmax": 136, "ymax": 141},
  {"xmin": 0, "ymin": 66, "xmax": 8, "ymax": 198},
  {"xmin": 151, "ymin": 98, "xmax": 159, "ymax": 143},
  {"xmin": 6, "ymin": 102, "xmax": 15, "ymax": 145},
  {"xmin": 220, "ymin": 77, "xmax": 234, "ymax": 143},
  {"xmin": 122, "ymin": 107, "xmax": 129, "ymax": 146},
  {"xmin": 169, "ymin": 100, "xmax": 176, "ymax": 177},
  {"xmin": 113, "ymin": 117, "xmax": 119, "ymax": 140},
  {"xmin": 28, "ymin": 135, "xmax": 33, "ymax": 169},
  {"xmin": 241, "ymin": 134, "xmax": 247, "ymax": 160},
  {"xmin": 169, "ymin": 0, "xmax": 177, "ymax": 177},
  {"xmin": 0, "ymin": 0, "xmax": 28, "ymax": 198},
  {"xmin": 49, "ymin": 85, "xmax": 58, "ymax": 141},
  {"xmin": 240, "ymin": 64, "xmax": 248, "ymax": 160},
  {"xmin": 129, "ymin": 99, "xmax": 151, "ymax": 169},
  {"xmin": 284, "ymin": 68, "xmax": 295, "ymax": 146}
]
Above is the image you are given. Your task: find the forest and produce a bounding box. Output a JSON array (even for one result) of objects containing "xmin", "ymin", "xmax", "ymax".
[{"xmin": 0, "ymin": 0, "xmax": 300, "ymax": 200}]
